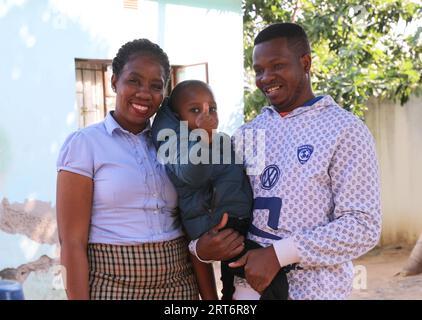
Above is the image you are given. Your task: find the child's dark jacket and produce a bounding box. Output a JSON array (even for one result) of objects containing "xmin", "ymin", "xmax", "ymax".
[{"xmin": 151, "ymin": 100, "xmax": 253, "ymax": 240}]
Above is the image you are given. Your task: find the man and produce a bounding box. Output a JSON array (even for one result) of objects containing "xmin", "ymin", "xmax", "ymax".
[{"xmin": 225, "ymin": 22, "xmax": 381, "ymax": 299}]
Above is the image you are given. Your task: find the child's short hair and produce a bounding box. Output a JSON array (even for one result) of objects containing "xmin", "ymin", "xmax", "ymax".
[{"xmin": 168, "ymin": 80, "xmax": 212, "ymax": 113}]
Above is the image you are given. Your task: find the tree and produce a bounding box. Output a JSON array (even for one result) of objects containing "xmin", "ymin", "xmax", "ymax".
[{"xmin": 243, "ymin": 0, "xmax": 422, "ymax": 121}]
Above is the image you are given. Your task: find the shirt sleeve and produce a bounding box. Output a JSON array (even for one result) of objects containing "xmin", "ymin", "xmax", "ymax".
[
  {"xmin": 289, "ymin": 120, "xmax": 382, "ymax": 268},
  {"xmin": 56, "ymin": 130, "xmax": 94, "ymax": 179}
]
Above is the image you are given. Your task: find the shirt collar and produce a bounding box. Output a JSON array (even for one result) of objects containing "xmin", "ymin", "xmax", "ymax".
[
  {"xmin": 302, "ymin": 95, "xmax": 324, "ymax": 107},
  {"xmin": 104, "ymin": 111, "xmax": 151, "ymax": 136},
  {"xmin": 278, "ymin": 96, "xmax": 324, "ymax": 118},
  {"xmin": 263, "ymin": 95, "xmax": 335, "ymax": 118}
]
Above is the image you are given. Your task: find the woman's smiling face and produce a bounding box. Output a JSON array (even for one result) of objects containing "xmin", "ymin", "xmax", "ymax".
[{"xmin": 111, "ymin": 54, "xmax": 166, "ymax": 134}]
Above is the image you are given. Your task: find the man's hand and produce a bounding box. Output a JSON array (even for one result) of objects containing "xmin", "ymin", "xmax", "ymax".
[
  {"xmin": 196, "ymin": 213, "xmax": 245, "ymax": 261},
  {"xmin": 229, "ymin": 246, "xmax": 281, "ymax": 294}
]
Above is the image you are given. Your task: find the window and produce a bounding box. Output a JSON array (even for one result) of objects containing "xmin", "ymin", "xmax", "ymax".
[
  {"xmin": 123, "ymin": 0, "xmax": 138, "ymax": 10},
  {"xmin": 75, "ymin": 59, "xmax": 115, "ymax": 128},
  {"xmin": 75, "ymin": 60, "xmax": 208, "ymax": 127},
  {"xmin": 167, "ymin": 62, "xmax": 209, "ymax": 95}
]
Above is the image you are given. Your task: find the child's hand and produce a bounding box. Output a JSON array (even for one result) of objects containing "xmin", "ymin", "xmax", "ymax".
[{"xmin": 195, "ymin": 103, "xmax": 218, "ymax": 141}]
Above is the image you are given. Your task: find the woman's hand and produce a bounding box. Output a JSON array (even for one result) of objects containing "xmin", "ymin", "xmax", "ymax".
[
  {"xmin": 196, "ymin": 213, "xmax": 245, "ymax": 261},
  {"xmin": 189, "ymin": 254, "xmax": 218, "ymax": 300}
]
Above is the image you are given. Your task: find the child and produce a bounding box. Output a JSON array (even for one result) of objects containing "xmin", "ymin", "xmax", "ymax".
[{"xmin": 151, "ymin": 80, "xmax": 289, "ymax": 300}]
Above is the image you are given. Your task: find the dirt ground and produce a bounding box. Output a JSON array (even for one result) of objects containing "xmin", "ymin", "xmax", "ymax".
[
  {"xmin": 350, "ymin": 245, "xmax": 422, "ymax": 300},
  {"xmin": 213, "ymin": 245, "xmax": 422, "ymax": 300}
]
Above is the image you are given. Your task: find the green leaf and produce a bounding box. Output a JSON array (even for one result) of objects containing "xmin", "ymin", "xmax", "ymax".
[{"xmin": 243, "ymin": 0, "xmax": 422, "ymax": 118}]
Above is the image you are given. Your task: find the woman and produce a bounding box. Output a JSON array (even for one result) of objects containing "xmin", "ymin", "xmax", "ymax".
[{"xmin": 56, "ymin": 39, "xmax": 241, "ymax": 300}]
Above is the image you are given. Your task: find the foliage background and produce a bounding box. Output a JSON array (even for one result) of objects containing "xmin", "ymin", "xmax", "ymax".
[{"xmin": 243, "ymin": 0, "xmax": 422, "ymax": 121}]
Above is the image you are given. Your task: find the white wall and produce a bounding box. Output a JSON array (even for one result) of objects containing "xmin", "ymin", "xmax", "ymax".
[
  {"xmin": 161, "ymin": 0, "xmax": 244, "ymax": 134},
  {"xmin": 365, "ymin": 96, "xmax": 422, "ymax": 245}
]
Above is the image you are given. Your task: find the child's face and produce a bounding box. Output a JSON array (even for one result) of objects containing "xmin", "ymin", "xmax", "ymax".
[{"xmin": 176, "ymin": 86, "xmax": 219, "ymax": 133}]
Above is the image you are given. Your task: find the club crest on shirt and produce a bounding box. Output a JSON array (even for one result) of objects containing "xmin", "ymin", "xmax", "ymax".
[
  {"xmin": 297, "ymin": 145, "xmax": 314, "ymax": 164},
  {"xmin": 260, "ymin": 164, "xmax": 280, "ymax": 190}
]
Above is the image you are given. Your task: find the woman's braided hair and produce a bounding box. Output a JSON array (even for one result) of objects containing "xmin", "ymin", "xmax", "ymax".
[{"xmin": 112, "ymin": 39, "xmax": 170, "ymax": 84}]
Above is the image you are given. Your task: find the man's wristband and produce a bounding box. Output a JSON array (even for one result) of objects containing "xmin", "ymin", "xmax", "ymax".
[{"xmin": 188, "ymin": 238, "xmax": 214, "ymax": 264}]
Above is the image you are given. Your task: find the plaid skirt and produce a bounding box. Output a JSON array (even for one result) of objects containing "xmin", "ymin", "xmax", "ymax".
[{"xmin": 88, "ymin": 237, "xmax": 199, "ymax": 300}]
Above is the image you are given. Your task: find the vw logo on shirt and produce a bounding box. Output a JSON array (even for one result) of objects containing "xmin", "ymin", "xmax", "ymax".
[{"xmin": 260, "ymin": 164, "xmax": 280, "ymax": 190}]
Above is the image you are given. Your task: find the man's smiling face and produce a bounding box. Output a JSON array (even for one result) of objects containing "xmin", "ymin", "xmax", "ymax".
[{"xmin": 253, "ymin": 37, "xmax": 311, "ymax": 113}]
